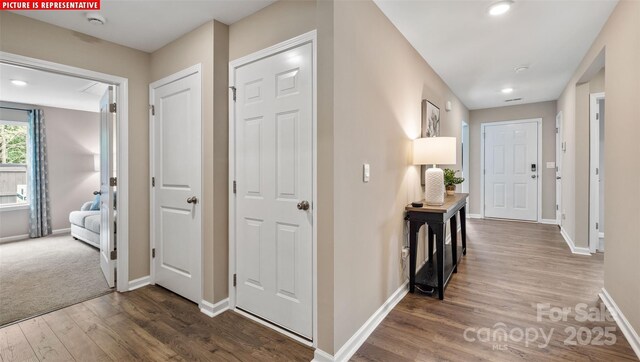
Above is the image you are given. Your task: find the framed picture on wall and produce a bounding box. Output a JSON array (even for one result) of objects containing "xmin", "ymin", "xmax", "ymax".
[
  {"xmin": 421, "ymin": 100, "xmax": 440, "ymax": 138},
  {"xmin": 420, "ymin": 99, "xmax": 440, "ymax": 185}
]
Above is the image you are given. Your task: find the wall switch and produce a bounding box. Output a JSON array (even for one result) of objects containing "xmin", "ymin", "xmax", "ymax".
[
  {"xmin": 546, "ymin": 162, "xmax": 556, "ymax": 169},
  {"xmin": 363, "ymin": 163, "xmax": 370, "ymax": 183}
]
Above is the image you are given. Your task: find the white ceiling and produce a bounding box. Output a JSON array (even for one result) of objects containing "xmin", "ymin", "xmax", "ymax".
[
  {"xmin": 374, "ymin": 0, "xmax": 617, "ymax": 110},
  {"xmin": 0, "ymin": 63, "xmax": 107, "ymax": 112},
  {"xmin": 11, "ymin": 0, "xmax": 276, "ymax": 53}
]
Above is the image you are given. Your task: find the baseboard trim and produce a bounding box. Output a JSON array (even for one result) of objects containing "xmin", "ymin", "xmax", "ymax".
[
  {"xmin": 52, "ymin": 228, "xmax": 71, "ymax": 235},
  {"xmin": 313, "ymin": 281, "xmax": 409, "ymax": 362},
  {"xmin": 599, "ymin": 288, "xmax": 640, "ymax": 359},
  {"xmin": 560, "ymin": 227, "xmax": 591, "ymax": 255},
  {"xmin": 467, "ymin": 213, "xmax": 482, "ymax": 219},
  {"xmin": 0, "ymin": 234, "xmax": 29, "ymax": 244},
  {"xmin": 127, "ymin": 276, "xmax": 150, "ymax": 291},
  {"xmin": 200, "ymin": 298, "xmax": 229, "ymax": 318},
  {"xmin": 539, "ymin": 219, "xmax": 557, "ymax": 225}
]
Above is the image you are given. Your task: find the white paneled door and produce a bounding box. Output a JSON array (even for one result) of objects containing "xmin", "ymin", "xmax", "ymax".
[
  {"xmin": 99, "ymin": 87, "xmax": 115, "ymax": 288},
  {"xmin": 151, "ymin": 67, "xmax": 202, "ymax": 304},
  {"xmin": 484, "ymin": 121, "xmax": 538, "ymax": 221},
  {"xmin": 233, "ymin": 43, "xmax": 313, "ymax": 338}
]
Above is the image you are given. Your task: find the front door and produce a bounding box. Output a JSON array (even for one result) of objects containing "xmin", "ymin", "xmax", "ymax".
[
  {"xmin": 484, "ymin": 121, "xmax": 538, "ymax": 221},
  {"xmin": 233, "ymin": 42, "xmax": 313, "ymax": 338},
  {"xmin": 99, "ymin": 87, "xmax": 115, "ymax": 287},
  {"xmin": 151, "ymin": 67, "xmax": 202, "ymax": 303}
]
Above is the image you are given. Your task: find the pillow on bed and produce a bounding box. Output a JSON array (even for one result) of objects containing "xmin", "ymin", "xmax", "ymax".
[{"xmin": 90, "ymin": 194, "xmax": 100, "ymax": 210}]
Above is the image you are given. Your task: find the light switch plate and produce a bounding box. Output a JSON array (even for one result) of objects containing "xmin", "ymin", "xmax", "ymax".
[{"xmin": 363, "ymin": 163, "xmax": 370, "ymax": 183}]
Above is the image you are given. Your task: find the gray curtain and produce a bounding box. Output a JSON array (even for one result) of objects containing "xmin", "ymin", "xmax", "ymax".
[{"xmin": 28, "ymin": 109, "xmax": 51, "ymax": 238}]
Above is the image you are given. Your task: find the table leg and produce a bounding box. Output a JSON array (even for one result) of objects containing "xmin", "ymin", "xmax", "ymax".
[
  {"xmin": 451, "ymin": 214, "xmax": 458, "ymax": 273},
  {"xmin": 433, "ymin": 222, "xmax": 445, "ymax": 300},
  {"xmin": 428, "ymin": 225, "xmax": 434, "ymax": 260},
  {"xmin": 409, "ymin": 221, "xmax": 421, "ymax": 293},
  {"xmin": 460, "ymin": 205, "xmax": 467, "ymax": 255}
]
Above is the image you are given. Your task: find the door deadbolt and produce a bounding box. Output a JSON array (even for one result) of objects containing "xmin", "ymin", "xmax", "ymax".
[{"xmin": 297, "ymin": 200, "xmax": 310, "ymax": 210}]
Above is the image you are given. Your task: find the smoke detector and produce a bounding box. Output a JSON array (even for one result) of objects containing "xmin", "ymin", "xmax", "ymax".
[{"xmin": 86, "ymin": 13, "xmax": 106, "ymax": 25}]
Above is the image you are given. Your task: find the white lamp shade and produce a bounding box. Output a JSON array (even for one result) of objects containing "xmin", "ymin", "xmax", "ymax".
[{"xmin": 412, "ymin": 137, "xmax": 456, "ymax": 165}]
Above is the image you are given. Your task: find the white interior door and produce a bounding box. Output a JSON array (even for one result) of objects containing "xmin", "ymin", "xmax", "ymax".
[
  {"xmin": 99, "ymin": 87, "xmax": 115, "ymax": 288},
  {"xmin": 484, "ymin": 121, "xmax": 538, "ymax": 221},
  {"xmin": 151, "ymin": 67, "xmax": 202, "ymax": 303},
  {"xmin": 233, "ymin": 43, "xmax": 313, "ymax": 338},
  {"xmin": 556, "ymin": 112, "xmax": 563, "ymax": 226}
]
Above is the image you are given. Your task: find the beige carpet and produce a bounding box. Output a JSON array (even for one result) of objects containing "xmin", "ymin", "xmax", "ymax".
[{"xmin": 0, "ymin": 234, "xmax": 112, "ymax": 326}]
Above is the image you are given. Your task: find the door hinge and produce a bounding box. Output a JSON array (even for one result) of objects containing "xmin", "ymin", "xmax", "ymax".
[
  {"xmin": 233, "ymin": 274, "xmax": 237, "ymax": 287},
  {"xmin": 152, "ymin": 177, "xmax": 155, "ymax": 187},
  {"xmin": 556, "ymin": 204, "xmax": 559, "ymax": 211},
  {"xmin": 233, "ymin": 180, "xmax": 237, "ymax": 194},
  {"xmin": 595, "ymin": 167, "xmax": 599, "ymax": 175},
  {"xmin": 109, "ymin": 177, "xmax": 117, "ymax": 187},
  {"xmin": 110, "ymin": 250, "xmax": 117, "ymax": 260},
  {"xmin": 596, "ymin": 222, "xmax": 599, "ymax": 230},
  {"xmin": 556, "ymin": 127, "xmax": 558, "ymax": 134},
  {"xmin": 150, "ymin": 105, "xmax": 155, "ymax": 116},
  {"xmin": 152, "ymin": 248, "xmax": 156, "ymax": 258},
  {"xmin": 109, "ymin": 103, "xmax": 117, "ymax": 113},
  {"xmin": 229, "ymin": 86, "xmax": 237, "ymax": 102},
  {"xmin": 596, "ymin": 113, "xmax": 599, "ymax": 120}
]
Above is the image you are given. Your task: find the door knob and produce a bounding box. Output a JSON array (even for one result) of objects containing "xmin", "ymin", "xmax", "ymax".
[
  {"xmin": 187, "ymin": 196, "xmax": 198, "ymax": 204},
  {"xmin": 93, "ymin": 191, "xmax": 101, "ymax": 195},
  {"xmin": 531, "ymin": 175, "xmax": 537, "ymax": 179},
  {"xmin": 297, "ymin": 200, "xmax": 310, "ymax": 210}
]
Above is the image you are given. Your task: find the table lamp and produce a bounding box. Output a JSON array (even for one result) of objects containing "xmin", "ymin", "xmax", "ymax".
[{"xmin": 413, "ymin": 137, "xmax": 457, "ymax": 205}]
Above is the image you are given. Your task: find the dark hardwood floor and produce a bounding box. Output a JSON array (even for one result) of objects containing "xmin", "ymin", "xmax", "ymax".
[
  {"xmin": 0, "ymin": 219, "xmax": 636, "ymax": 361},
  {"xmin": 353, "ymin": 219, "xmax": 638, "ymax": 361}
]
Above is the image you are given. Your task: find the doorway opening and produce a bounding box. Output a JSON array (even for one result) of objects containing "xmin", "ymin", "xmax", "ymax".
[{"xmin": 0, "ymin": 52, "xmax": 129, "ymax": 326}]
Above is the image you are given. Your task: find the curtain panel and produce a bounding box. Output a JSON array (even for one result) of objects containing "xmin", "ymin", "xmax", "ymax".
[{"xmin": 28, "ymin": 109, "xmax": 52, "ymax": 238}]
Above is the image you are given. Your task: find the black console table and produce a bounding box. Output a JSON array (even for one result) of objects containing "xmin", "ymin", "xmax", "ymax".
[{"xmin": 405, "ymin": 193, "xmax": 468, "ymax": 300}]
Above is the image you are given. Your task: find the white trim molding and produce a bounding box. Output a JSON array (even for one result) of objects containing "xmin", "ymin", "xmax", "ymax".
[
  {"xmin": 52, "ymin": 228, "xmax": 71, "ymax": 235},
  {"xmin": 560, "ymin": 227, "xmax": 591, "ymax": 255},
  {"xmin": 0, "ymin": 234, "xmax": 29, "ymax": 244},
  {"xmin": 539, "ymin": 219, "xmax": 558, "ymax": 225},
  {"xmin": 599, "ymin": 288, "xmax": 640, "ymax": 359},
  {"xmin": 128, "ymin": 276, "xmax": 151, "ymax": 291},
  {"xmin": 313, "ymin": 281, "xmax": 408, "ymax": 362},
  {"xmin": 200, "ymin": 298, "xmax": 229, "ymax": 318},
  {"xmin": 467, "ymin": 213, "xmax": 482, "ymax": 219}
]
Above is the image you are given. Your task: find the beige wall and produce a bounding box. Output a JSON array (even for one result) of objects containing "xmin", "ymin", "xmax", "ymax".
[
  {"xmin": 0, "ymin": 12, "xmax": 151, "ymax": 280},
  {"xmin": 0, "ymin": 105, "xmax": 100, "ymax": 239},
  {"xmin": 557, "ymin": 0, "xmax": 640, "ymax": 337},
  {"xmin": 332, "ymin": 0, "xmax": 468, "ymax": 351},
  {"xmin": 468, "ymin": 101, "xmax": 557, "ymax": 220},
  {"xmin": 150, "ymin": 20, "xmax": 229, "ymax": 305}
]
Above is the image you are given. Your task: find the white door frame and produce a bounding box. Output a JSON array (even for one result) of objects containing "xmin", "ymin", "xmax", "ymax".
[
  {"xmin": 480, "ymin": 118, "xmax": 543, "ymax": 222},
  {"xmin": 149, "ymin": 64, "xmax": 204, "ymax": 304},
  {"xmin": 461, "ymin": 120, "xmax": 470, "ymax": 194},
  {"xmin": 589, "ymin": 92, "xmax": 605, "ymax": 253},
  {"xmin": 0, "ymin": 51, "xmax": 130, "ymax": 292},
  {"xmin": 228, "ymin": 30, "xmax": 317, "ymax": 347},
  {"xmin": 556, "ymin": 112, "xmax": 564, "ymax": 226}
]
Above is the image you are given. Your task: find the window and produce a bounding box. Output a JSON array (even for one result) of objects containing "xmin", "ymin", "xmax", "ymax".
[{"xmin": 0, "ymin": 121, "xmax": 29, "ymax": 207}]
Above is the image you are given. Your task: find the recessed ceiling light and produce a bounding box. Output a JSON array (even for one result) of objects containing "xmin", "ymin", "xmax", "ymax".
[
  {"xmin": 515, "ymin": 65, "xmax": 529, "ymax": 73},
  {"xmin": 10, "ymin": 79, "xmax": 27, "ymax": 86},
  {"xmin": 501, "ymin": 87, "xmax": 514, "ymax": 94},
  {"xmin": 86, "ymin": 12, "xmax": 106, "ymax": 25},
  {"xmin": 489, "ymin": 1, "xmax": 513, "ymax": 16}
]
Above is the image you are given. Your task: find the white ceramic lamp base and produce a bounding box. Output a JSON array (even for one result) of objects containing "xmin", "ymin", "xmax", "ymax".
[{"xmin": 425, "ymin": 167, "xmax": 444, "ymax": 206}]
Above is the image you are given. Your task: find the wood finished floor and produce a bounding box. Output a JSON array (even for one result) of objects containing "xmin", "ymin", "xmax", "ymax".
[
  {"xmin": 0, "ymin": 219, "xmax": 636, "ymax": 361},
  {"xmin": 353, "ymin": 219, "xmax": 638, "ymax": 361}
]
